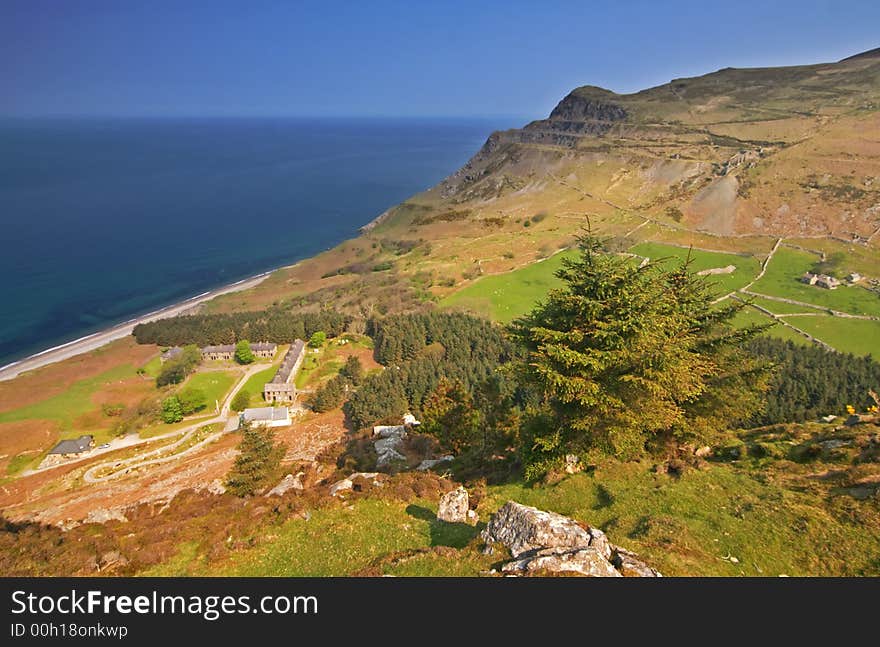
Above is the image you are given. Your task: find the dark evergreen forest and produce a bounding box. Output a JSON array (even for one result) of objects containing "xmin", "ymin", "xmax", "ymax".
[
  {"xmin": 748, "ymin": 338, "xmax": 880, "ymax": 425},
  {"xmin": 132, "ymin": 310, "xmax": 349, "ymax": 346}
]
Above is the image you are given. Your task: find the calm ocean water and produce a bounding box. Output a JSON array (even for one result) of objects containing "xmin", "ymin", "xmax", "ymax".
[{"xmin": 0, "ymin": 117, "xmax": 518, "ymax": 367}]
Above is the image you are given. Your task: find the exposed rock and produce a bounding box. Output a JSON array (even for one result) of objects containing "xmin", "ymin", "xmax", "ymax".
[
  {"xmin": 564, "ymin": 454, "xmax": 582, "ymax": 474},
  {"xmin": 206, "ymin": 479, "xmax": 226, "ymax": 495},
  {"xmin": 374, "ymin": 426, "xmax": 407, "ymax": 469},
  {"xmin": 697, "ymin": 265, "xmax": 737, "ymax": 276},
  {"xmin": 548, "ymin": 91, "xmax": 628, "ymax": 122},
  {"xmin": 375, "ymin": 442, "xmax": 406, "ymax": 468},
  {"xmin": 329, "ymin": 479, "xmax": 353, "ymax": 496},
  {"xmin": 329, "ymin": 472, "xmax": 382, "ymax": 497},
  {"xmin": 266, "ymin": 472, "xmax": 305, "ymax": 497},
  {"xmin": 694, "ymin": 446, "xmax": 712, "ymax": 458},
  {"xmin": 98, "ymin": 551, "xmax": 128, "ymax": 571},
  {"xmin": 482, "ymin": 501, "xmax": 661, "ymax": 577},
  {"xmin": 373, "ymin": 425, "xmax": 407, "ymax": 439},
  {"xmin": 586, "ymin": 526, "xmax": 613, "ymax": 561},
  {"xmin": 502, "ymin": 547, "xmax": 621, "ymax": 577},
  {"xmin": 481, "ymin": 501, "xmax": 593, "ymax": 558},
  {"xmin": 83, "ymin": 508, "xmax": 128, "ymax": 525},
  {"xmin": 612, "ymin": 548, "xmax": 662, "ymax": 577},
  {"xmin": 416, "ymin": 455, "xmax": 454, "ymax": 471},
  {"xmin": 819, "ymin": 439, "xmax": 849, "ymax": 450},
  {"xmin": 437, "ymin": 486, "xmax": 469, "ymax": 523}
]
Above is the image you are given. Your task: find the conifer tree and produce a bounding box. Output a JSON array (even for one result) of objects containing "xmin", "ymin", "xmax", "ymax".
[
  {"xmin": 340, "ymin": 355, "xmax": 364, "ymax": 385},
  {"xmin": 509, "ymin": 232, "xmax": 770, "ymax": 476},
  {"xmin": 225, "ymin": 422, "xmax": 284, "ymax": 496}
]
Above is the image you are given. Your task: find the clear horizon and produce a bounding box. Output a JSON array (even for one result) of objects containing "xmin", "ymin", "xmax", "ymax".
[{"xmin": 2, "ymin": 0, "xmax": 878, "ymax": 119}]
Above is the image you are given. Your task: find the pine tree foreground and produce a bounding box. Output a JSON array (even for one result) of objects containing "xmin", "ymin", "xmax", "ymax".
[
  {"xmin": 510, "ymin": 233, "xmax": 771, "ymax": 477},
  {"xmin": 225, "ymin": 422, "xmax": 284, "ymax": 496}
]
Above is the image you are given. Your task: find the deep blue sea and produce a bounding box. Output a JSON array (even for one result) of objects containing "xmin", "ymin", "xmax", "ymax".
[{"xmin": 0, "ymin": 117, "xmax": 519, "ymax": 368}]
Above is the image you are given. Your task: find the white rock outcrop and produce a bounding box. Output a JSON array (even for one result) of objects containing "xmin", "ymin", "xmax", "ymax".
[
  {"xmin": 437, "ymin": 486, "xmax": 470, "ymax": 523},
  {"xmin": 482, "ymin": 501, "xmax": 661, "ymax": 577},
  {"xmin": 266, "ymin": 472, "xmax": 305, "ymax": 497}
]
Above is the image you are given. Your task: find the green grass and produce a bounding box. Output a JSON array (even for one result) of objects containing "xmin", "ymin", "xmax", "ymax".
[
  {"xmin": 745, "ymin": 295, "xmax": 823, "ymax": 315},
  {"xmin": 484, "ymin": 461, "xmax": 880, "ymax": 577},
  {"xmin": 0, "ymin": 363, "xmax": 137, "ymax": 431},
  {"xmin": 141, "ymin": 355, "xmax": 163, "ymax": 378},
  {"xmin": 238, "ymin": 365, "xmax": 280, "ymax": 406},
  {"xmin": 139, "ymin": 541, "xmax": 202, "ymax": 576},
  {"xmin": 139, "ymin": 414, "xmax": 213, "ymax": 439},
  {"xmin": 630, "ymin": 242, "xmax": 762, "ymax": 296},
  {"xmin": 295, "ymin": 350, "xmax": 324, "ymax": 388},
  {"xmin": 172, "ymin": 499, "xmax": 486, "ymax": 577},
  {"xmin": 181, "ymin": 370, "xmax": 238, "ymax": 410},
  {"xmin": 442, "ymin": 244, "xmax": 763, "ymax": 324},
  {"xmin": 750, "ymin": 247, "xmax": 880, "ymax": 317},
  {"xmin": 727, "ymin": 304, "xmax": 812, "ymax": 346},
  {"xmin": 154, "ymin": 455, "xmax": 880, "ymax": 577},
  {"xmin": 441, "ymin": 250, "xmax": 578, "ymax": 323},
  {"xmin": 783, "ymin": 315, "xmax": 880, "ymax": 357}
]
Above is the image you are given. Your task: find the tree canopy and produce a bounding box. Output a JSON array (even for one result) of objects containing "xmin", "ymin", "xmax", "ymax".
[
  {"xmin": 234, "ymin": 340, "xmax": 255, "ymax": 364},
  {"xmin": 343, "ymin": 312, "xmax": 516, "ymax": 430},
  {"xmin": 156, "ymin": 345, "xmax": 201, "ymax": 387},
  {"xmin": 133, "ymin": 309, "xmax": 348, "ymax": 347}
]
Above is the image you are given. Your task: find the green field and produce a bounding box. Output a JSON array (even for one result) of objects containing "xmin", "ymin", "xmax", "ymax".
[
  {"xmin": 141, "ymin": 355, "xmax": 163, "ymax": 378},
  {"xmin": 442, "ymin": 244, "xmax": 763, "ymax": 324},
  {"xmin": 630, "ymin": 242, "xmax": 762, "ymax": 296},
  {"xmin": 749, "ymin": 247, "xmax": 880, "ymax": 317},
  {"xmin": 139, "ymin": 415, "xmax": 213, "ymax": 439},
  {"xmin": 783, "ymin": 315, "xmax": 880, "ymax": 358},
  {"xmin": 237, "ymin": 365, "xmax": 280, "ymax": 406},
  {"xmin": 181, "ymin": 370, "xmax": 238, "ymax": 410},
  {"xmin": 745, "ymin": 295, "xmax": 824, "ymax": 315},
  {"xmin": 441, "ymin": 250, "xmax": 578, "ymax": 323},
  {"xmin": 0, "ymin": 364, "xmax": 137, "ymax": 432},
  {"xmin": 728, "ymin": 305, "xmax": 812, "ymax": 346}
]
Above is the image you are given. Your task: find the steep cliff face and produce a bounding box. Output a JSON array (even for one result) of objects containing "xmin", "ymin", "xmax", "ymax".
[
  {"xmin": 433, "ymin": 49, "xmax": 880, "ymax": 240},
  {"xmin": 548, "ymin": 89, "xmax": 629, "ymax": 122}
]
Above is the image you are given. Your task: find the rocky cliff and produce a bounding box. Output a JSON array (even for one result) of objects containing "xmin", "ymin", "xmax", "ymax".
[{"xmin": 431, "ymin": 49, "xmax": 880, "ymax": 241}]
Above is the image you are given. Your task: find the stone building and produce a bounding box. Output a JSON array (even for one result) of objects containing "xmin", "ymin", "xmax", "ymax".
[
  {"xmin": 160, "ymin": 347, "xmax": 182, "ymax": 363},
  {"xmin": 250, "ymin": 342, "xmax": 277, "ymax": 359},
  {"xmin": 202, "ymin": 344, "xmax": 235, "ymax": 361},
  {"xmin": 263, "ymin": 339, "xmax": 306, "ymax": 403},
  {"xmin": 801, "ymin": 272, "xmax": 840, "ymax": 289}
]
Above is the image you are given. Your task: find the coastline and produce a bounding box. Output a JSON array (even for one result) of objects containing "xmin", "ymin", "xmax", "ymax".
[{"xmin": 0, "ymin": 268, "xmax": 280, "ymax": 383}]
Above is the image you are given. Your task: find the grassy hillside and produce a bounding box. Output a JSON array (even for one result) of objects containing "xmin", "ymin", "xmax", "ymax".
[
  {"xmin": 629, "ymin": 242, "xmax": 762, "ymax": 295},
  {"xmin": 441, "ymin": 250, "xmax": 577, "ymax": 322},
  {"xmin": 131, "ymin": 420, "xmax": 880, "ymax": 578},
  {"xmin": 750, "ymin": 247, "xmax": 880, "ymax": 317}
]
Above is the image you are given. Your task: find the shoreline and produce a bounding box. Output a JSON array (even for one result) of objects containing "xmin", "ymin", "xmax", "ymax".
[{"xmin": 0, "ymin": 268, "xmax": 281, "ymax": 382}]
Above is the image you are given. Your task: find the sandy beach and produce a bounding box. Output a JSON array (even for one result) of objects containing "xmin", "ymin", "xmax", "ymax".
[{"xmin": 0, "ymin": 270, "xmax": 275, "ymax": 382}]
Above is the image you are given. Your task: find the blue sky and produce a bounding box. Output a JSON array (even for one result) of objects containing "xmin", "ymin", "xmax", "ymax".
[{"xmin": 2, "ymin": 0, "xmax": 878, "ymax": 118}]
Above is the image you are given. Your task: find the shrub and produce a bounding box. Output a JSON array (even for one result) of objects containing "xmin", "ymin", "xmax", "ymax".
[
  {"xmin": 177, "ymin": 388, "xmax": 207, "ymax": 415},
  {"xmin": 230, "ymin": 390, "xmax": 251, "ymax": 413},
  {"xmin": 102, "ymin": 403, "xmax": 125, "ymax": 417},
  {"xmin": 161, "ymin": 396, "xmax": 184, "ymax": 424}
]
